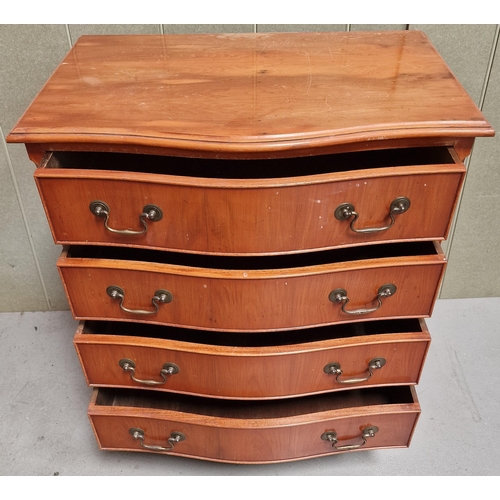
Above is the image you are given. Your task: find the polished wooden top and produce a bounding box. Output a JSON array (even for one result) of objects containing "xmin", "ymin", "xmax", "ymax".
[{"xmin": 7, "ymin": 31, "xmax": 494, "ymax": 154}]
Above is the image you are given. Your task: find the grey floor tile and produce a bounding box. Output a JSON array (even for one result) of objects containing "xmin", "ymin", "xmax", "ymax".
[
  {"xmin": 409, "ymin": 24, "xmax": 497, "ymax": 105},
  {"xmin": 350, "ymin": 24, "xmax": 406, "ymax": 31},
  {"xmin": 441, "ymin": 39, "xmax": 500, "ymax": 299},
  {"xmin": 0, "ymin": 135, "xmax": 48, "ymax": 312},
  {"xmin": 0, "ymin": 25, "xmax": 70, "ymax": 133},
  {"xmin": 257, "ymin": 25, "xmax": 346, "ymax": 33},
  {"xmin": 68, "ymin": 25, "xmax": 161, "ymax": 45},
  {"xmin": 5, "ymin": 143, "xmax": 69, "ymax": 310},
  {"xmin": 1, "ymin": 25, "xmax": 72, "ymax": 312},
  {"xmin": 162, "ymin": 25, "xmax": 254, "ymax": 34}
]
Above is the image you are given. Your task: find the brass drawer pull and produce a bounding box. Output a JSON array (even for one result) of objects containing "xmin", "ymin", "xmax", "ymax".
[
  {"xmin": 119, "ymin": 358, "xmax": 179, "ymax": 386},
  {"xmin": 321, "ymin": 426, "xmax": 378, "ymax": 451},
  {"xmin": 107, "ymin": 285, "xmax": 172, "ymax": 316},
  {"xmin": 329, "ymin": 284, "xmax": 396, "ymax": 315},
  {"xmin": 129, "ymin": 428, "xmax": 185, "ymax": 452},
  {"xmin": 335, "ymin": 197, "xmax": 410, "ymax": 234},
  {"xmin": 324, "ymin": 357, "xmax": 386, "ymax": 384},
  {"xmin": 90, "ymin": 200, "xmax": 163, "ymax": 235}
]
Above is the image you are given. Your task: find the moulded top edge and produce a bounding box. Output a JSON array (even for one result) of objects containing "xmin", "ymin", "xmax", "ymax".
[
  {"xmin": 7, "ymin": 31, "xmax": 494, "ymax": 150},
  {"xmin": 6, "ymin": 123, "xmax": 495, "ymax": 152}
]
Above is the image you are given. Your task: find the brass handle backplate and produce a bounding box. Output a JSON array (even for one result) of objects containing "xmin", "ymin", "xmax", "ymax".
[
  {"xmin": 321, "ymin": 426, "xmax": 379, "ymax": 451},
  {"xmin": 129, "ymin": 428, "xmax": 185, "ymax": 452},
  {"xmin": 335, "ymin": 197, "xmax": 410, "ymax": 234},
  {"xmin": 90, "ymin": 200, "xmax": 163, "ymax": 235},
  {"xmin": 329, "ymin": 284, "xmax": 396, "ymax": 315},
  {"xmin": 324, "ymin": 357, "xmax": 386, "ymax": 384},
  {"xmin": 119, "ymin": 358, "xmax": 179, "ymax": 386},
  {"xmin": 107, "ymin": 285, "xmax": 172, "ymax": 316}
]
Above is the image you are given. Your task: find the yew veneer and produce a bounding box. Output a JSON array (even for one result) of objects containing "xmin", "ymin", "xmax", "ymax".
[{"xmin": 7, "ymin": 31, "xmax": 493, "ymax": 463}]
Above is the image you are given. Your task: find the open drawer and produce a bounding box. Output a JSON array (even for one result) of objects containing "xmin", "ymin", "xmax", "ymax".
[
  {"xmin": 88, "ymin": 385, "xmax": 421, "ymax": 463},
  {"xmin": 59, "ymin": 241, "xmax": 446, "ymax": 331},
  {"xmin": 36, "ymin": 147, "xmax": 464, "ymax": 255},
  {"xmin": 75, "ymin": 318, "xmax": 431, "ymax": 399}
]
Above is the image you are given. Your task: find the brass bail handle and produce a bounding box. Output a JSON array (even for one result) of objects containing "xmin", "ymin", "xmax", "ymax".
[
  {"xmin": 335, "ymin": 197, "xmax": 410, "ymax": 234},
  {"xmin": 329, "ymin": 284, "xmax": 397, "ymax": 315},
  {"xmin": 324, "ymin": 357, "xmax": 386, "ymax": 384},
  {"xmin": 119, "ymin": 358, "xmax": 180, "ymax": 386},
  {"xmin": 321, "ymin": 426, "xmax": 379, "ymax": 451},
  {"xmin": 129, "ymin": 428, "xmax": 185, "ymax": 452},
  {"xmin": 107, "ymin": 285, "xmax": 172, "ymax": 316},
  {"xmin": 90, "ymin": 200, "xmax": 163, "ymax": 236}
]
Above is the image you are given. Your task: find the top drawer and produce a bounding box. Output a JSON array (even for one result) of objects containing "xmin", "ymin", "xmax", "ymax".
[{"xmin": 35, "ymin": 147, "xmax": 465, "ymax": 256}]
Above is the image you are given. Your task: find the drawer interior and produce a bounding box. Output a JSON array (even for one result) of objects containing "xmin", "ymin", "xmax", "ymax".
[
  {"xmin": 82, "ymin": 318, "xmax": 422, "ymax": 347},
  {"xmin": 67, "ymin": 240, "xmax": 439, "ymax": 270},
  {"xmin": 46, "ymin": 146, "xmax": 455, "ymax": 179},
  {"xmin": 81, "ymin": 318, "xmax": 424, "ymax": 346},
  {"xmin": 94, "ymin": 385, "xmax": 416, "ymax": 418}
]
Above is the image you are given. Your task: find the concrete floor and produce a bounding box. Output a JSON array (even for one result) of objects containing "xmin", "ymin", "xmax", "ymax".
[{"xmin": 1, "ymin": 298, "xmax": 499, "ymax": 476}]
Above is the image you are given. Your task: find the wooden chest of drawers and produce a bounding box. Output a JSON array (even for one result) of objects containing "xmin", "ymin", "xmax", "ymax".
[{"xmin": 8, "ymin": 31, "xmax": 493, "ymax": 463}]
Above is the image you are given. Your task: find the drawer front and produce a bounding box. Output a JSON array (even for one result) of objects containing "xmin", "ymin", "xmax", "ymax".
[
  {"xmin": 88, "ymin": 387, "xmax": 420, "ymax": 463},
  {"xmin": 74, "ymin": 321, "xmax": 431, "ymax": 398},
  {"xmin": 59, "ymin": 248, "xmax": 446, "ymax": 332},
  {"xmin": 36, "ymin": 154, "xmax": 464, "ymax": 255}
]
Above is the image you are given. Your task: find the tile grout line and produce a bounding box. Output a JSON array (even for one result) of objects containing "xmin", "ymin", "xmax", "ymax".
[
  {"xmin": 478, "ymin": 24, "xmax": 500, "ymax": 110},
  {"xmin": 0, "ymin": 126, "xmax": 52, "ymax": 310},
  {"xmin": 64, "ymin": 24, "xmax": 72, "ymax": 48},
  {"xmin": 440, "ymin": 24, "xmax": 499, "ymax": 298}
]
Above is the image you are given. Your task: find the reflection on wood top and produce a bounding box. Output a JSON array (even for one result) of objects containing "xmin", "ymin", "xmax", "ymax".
[{"xmin": 7, "ymin": 31, "xmax": 494, "ymax": 153}]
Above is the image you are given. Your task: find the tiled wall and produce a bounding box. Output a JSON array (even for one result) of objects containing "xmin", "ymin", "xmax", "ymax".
[{"xmin": 1, "ymin": 24, "xmax": 499, "ymax": 312}]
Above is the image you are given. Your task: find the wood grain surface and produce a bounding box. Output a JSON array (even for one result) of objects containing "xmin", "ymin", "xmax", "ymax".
[
  {"xmin": 10, "ymin": 31, "xmax": 484, "ymax": 463},
  {"xmin": 74, "ymin": 319, "xmax": 430, "ymax": 399},
  {"xmin": 58, "ymin": 242, "xmax": 446, "ymax": 331},
  {"xmin": 88, "ymin": 386, "xmax": 420, "ymax": 463},
  {"xmin": 35, "ymin": 148, "xmax": 465, "ymax": 255},
  {"xmin": 7, "ymin": 32, "xmax": 493, "ymax": 157}
]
